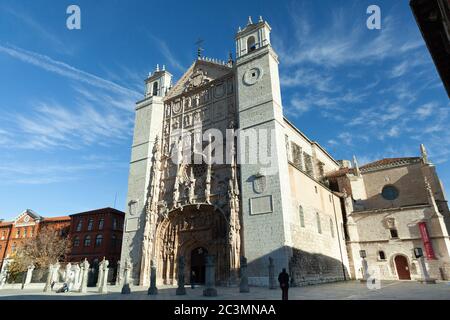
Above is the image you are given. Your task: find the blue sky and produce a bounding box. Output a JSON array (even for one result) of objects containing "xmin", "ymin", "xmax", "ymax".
[{"xmin": 0, "ymin": 0, "xmax": 449, "ymax": 220}]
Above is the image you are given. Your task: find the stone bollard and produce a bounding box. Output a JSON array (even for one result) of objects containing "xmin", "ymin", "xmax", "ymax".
[
  {"xmin": 64, "ymin": 263, "xmax": 72, "ymax": 283},
  {"xmin": 203, "ymin": 255, "xmax": 217, "ymax": 297},
  {"xmin": 79, "ymin": 259, "xmax": 90, "ymax": 293},
  {"xmin": 360, "ymin": 258, "xmax": 369, "ymax": 282},
  {"xmin": 24, "ymin": 264, "xmax": 35, "ymax": 287},
  {"xmin": 73, "ymin": 264, "xmax": 81, "ymax": 290},
  {"xmin": 121, "ymin": 259, "xmax": 132, "ymax": 294},
  {"xmin": 96, "ymin": 260, "xmax": 104, "ymax": 289},
  {"xmin": 176, "ymin": 256, "xmax": 186, "ymax": 295},
  {"xmin": 418, "ymin": 256, "xmax": 436, "ymax": 284},
  {"xmin": 99, "ymin": 258, "xmax": 109, "ymax": 294},
  {"xmin": 44, "ymin": 263, "xmax": 56, "ymax": 292},
  {"xmin": 268, "ymin": 257, "xmax": 276, "ymax": 289},
  {"xmin": 52, "ymin": 262, "xmax": 61, "ymax": 283},
  {"xmin": 115, "ymin": 260, "xmax": 122, "ymax": 286},
  {"xmin": 239, "ymin": 256, "xmax": 249, "ymax": 293},
  {"xmin": 148, "ymin": 260, "xmax": 158, "ymax": 295}
]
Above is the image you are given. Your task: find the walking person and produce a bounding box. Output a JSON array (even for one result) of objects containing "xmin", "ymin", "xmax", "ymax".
[{"xmin": 278, "ymin": 268, "xmax": 290, "ymax": 300}]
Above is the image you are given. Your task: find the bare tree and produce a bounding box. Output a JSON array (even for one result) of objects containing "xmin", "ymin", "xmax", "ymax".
[{"xmin": 19, "ymin": 225, "xmax": 71, "ymax": 269}]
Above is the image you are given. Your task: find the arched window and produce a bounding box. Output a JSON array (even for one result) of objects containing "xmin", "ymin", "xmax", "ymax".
[
  {"xmin": 87, "ymin": 218, "xmax": 94, "ymax": 231},
  {"xmin": 11, "ymin": 242, "xmax": 17, "ymax": 252},
  {"xmin": 111, "ymin": 234, "xmax": 117, "ymax": 249},
  {"xmin": 299, "ymin": 205, "xmax": 305, "ymax": 228},
  {"xmin": 378, "ymin": 250, "xmax": 386, "ymax": 260},
  {"xmin": 153, "ymin": 82, "xmax": 159, "ymax": 96},
  {"xmin": 84, "ymin": 236, "xmax": 91, "ymax": 247},
  {"xmin": 73, "ymin": 237, "xmax": 80, "ymax": 247},
  {"xmin": 76, "ymin": 219, "xmax": 83, "ymax": 232},
  {"xmin": 247, "ymin": 36, "xmax": 256, "ymax": 53},
  {"xmin": 316, "ymin": 212, "xmax": 322, "ymax": 234},
  {"xmin": 15, "ymin": 229, "xmax": 20, "ymax": 238},
  {"xmin": 113, "ymin": 218, "xmax": 118, "ymax": 230},
  {"xmin": 330, "ymin": 218, "xmax": 335, "ymax": 238},
  {"xmin": 98, "ymin": 218, "xmax": 104, "ymax": 230},
  {"xmin": 95, "ymin": 234, "xmax": 103, "ymax": 247}
]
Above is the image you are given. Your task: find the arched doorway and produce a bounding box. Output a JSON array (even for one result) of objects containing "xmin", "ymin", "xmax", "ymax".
[
  {"xmin": 394, "ymin": 255, "xmax": 411, "ymax": 280},
  {"xmin": 190, "ymin": 247, "xmax": 208, "ymax": 284},
  {"xmin": 153, "ymin": 204, "xmax": 230, "ymax": 285}
]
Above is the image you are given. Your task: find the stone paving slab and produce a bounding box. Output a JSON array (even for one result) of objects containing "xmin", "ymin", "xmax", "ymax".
[{"xmin": 0, "ymin": 281, "xmax": 450, "ymax": 300}]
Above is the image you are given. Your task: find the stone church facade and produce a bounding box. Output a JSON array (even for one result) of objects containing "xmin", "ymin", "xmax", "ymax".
[{"xmin": 120, "ymin": 17, "xmax": 450, "ymax": 286}]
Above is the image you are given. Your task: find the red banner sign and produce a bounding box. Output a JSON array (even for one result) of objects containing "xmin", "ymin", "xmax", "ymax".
[{"xmin": 418, "ymin": 222, "xmax": 436, "ymax": 260}]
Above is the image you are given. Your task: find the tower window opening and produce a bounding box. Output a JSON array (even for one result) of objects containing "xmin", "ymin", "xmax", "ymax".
[
  {"xmin": 247, "ymin": 36, "xmax": 256, "ymax": 53},
  {"xmin": 153, "ymin": 82, "xmax": 159, "ymax": 96}
]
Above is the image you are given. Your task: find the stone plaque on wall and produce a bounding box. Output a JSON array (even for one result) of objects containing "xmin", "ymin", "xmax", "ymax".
[
  {"xmin": 126, "ymin": 217, "xmax": 140, "ymax": 232},
  {"xmin": 250, "ymin": 195, "xmax": 273, "ymax": 215}
]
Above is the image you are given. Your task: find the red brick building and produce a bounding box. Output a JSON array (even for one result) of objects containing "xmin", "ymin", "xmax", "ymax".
[
  {"xmin": 0, "ymin": 210, "xmax": 71, "ymax": 269},
  {"xmin": 0, "ymin": 208, "xmax": 124, "ymax": 271},
  {"xmin": 68, "ymin": 208, "xmax": 124, "ymax": 266}
]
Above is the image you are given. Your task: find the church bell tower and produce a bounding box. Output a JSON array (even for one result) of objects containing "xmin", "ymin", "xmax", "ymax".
[
  {"xmin": 120, "ymin": 65, "xmax": 172, "ymax": 284},
  {"xmin": 235, "ymin": 17, "xmax": 293, "ymax": 285}
]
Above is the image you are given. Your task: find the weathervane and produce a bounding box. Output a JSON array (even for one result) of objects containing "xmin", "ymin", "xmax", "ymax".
[{"xmin": 195, "ymin": 38, "xmax": 204, "ymax": 58}]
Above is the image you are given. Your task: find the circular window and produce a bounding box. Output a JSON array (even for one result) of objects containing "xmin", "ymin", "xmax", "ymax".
[{"xmin": 382, "ymin": 185, "xmax": 399, "ymax": 200}]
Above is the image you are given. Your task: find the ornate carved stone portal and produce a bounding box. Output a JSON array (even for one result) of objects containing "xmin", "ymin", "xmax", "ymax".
[
  {"xmin": 154, "ymin": 204, "xmax": 229, "ymax": 285},
  {"xmin": 136, "ymin": 63, "xmax": 241, "ymax": 286}
]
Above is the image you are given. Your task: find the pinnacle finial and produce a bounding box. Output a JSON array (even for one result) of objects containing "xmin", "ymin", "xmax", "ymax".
[
  {"xmin": 156, "ymin": 64, "xmax": 160, "ymax": 72},
  {"xmin": 420, "ymin": 144, "xmax": 429, "ymax": 164},
  {"xmin": 247, "ymin": 16, "xmax": 253, "ymax": 25},
  {"xmin": 238, "ymin": 26, "xmax": 242, "ymax": 32},
  {"xmin": 353, "ymin": 155, "xmax": 361, "ymax": 177},
  {"xmin": 228, "ymin": 51, "xmax": 233, "ymax": 65},
  {"xmin": 162, "ymin": 65, "xmax": 165, "ymax": 71},
  {"xmin": 259, "ymin": 15, "xmax": 263, "ymax": 22}
]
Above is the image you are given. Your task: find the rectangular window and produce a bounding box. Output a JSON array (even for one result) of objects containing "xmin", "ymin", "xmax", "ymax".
[
  {"xmin": 291, "ymin": 143, "xmax": 303, "ymax": 169},
  {"xmin": 390, "ymin": 228, "xmax": 399, "ymax": 239},
  {"xmin": 299, "ymin": 206, "xmax": 305, "ymax": 228},
  {"xmin": 303, "ymin": 152, "xmax": 314, "ymax": 176}
]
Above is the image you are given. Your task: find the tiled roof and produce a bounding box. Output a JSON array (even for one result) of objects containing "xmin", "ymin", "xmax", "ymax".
[
  {"xmin": 326, "ymin": 167, "xmax": 355, "ymax": 178},
  {"xmin": 0, "ymin": 222, "xmax": 13, "ymax": 227},
  {"xmin": 69, "ymin": 207, "xmax": 125, "ymax": 217},
  {"xmin": 42, "ymin": 216, "xmax": 71, "ymax": 222},
  {"xmin": 360, "ymin": 157, "xmax": 421, "ymax": 172}
]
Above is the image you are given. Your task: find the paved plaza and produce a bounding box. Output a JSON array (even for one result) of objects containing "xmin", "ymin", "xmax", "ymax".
[{"xmin": 0, "ymin": 280, "xmax": 450, "ymax": 300}]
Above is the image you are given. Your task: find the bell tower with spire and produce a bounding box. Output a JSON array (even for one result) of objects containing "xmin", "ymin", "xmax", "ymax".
[
  {"xmin": 235, "ymin": 16, "xmax": 293, "ymax": 284},
  {"xmin": 121, "ymin": 65, "xmax": 172, "ymax": 283}
]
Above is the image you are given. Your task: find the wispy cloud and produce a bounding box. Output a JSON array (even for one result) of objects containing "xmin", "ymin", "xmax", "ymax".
[
  {"xmin": 278, "ymin": 9, "xmax": 424, "ymax": 68},
  {"xmin": 148, "ymin": 34, "xmax": 186, "ymax": 72},
  {"xmin": 1, "ymin": 5, "xmax": 71, "ymax": 54},
  {"xmin": 0, "ymin": 160, "xmax": 127, "ymax": 185},
  {"xmin": 11, "ymin": 101, "xmax": 133, "ymax": 150},
  {"xmin": 0, "ymin": 44, "xmax": 141, "ymax": 100}
]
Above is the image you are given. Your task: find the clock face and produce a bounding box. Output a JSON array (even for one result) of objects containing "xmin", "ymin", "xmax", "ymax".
[{"xmin": 243, "ymin": 67, "xmax": 263, "ymax": 86}]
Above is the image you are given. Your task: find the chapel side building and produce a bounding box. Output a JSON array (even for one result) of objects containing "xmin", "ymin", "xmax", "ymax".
[
  {"xmin": 120, "ymin": 17, "xmax": 350, "ymax": 287},
  {"xmin": 327, "ymin": 146, "xmax": 450, "ymax": 281}
]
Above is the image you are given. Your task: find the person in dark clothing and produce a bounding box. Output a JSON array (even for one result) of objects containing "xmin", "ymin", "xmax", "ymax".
[
  {"xmin": 278, "ymin": 269, "xmax": 290, "ymax": 300},
  {"xmin": 190, "ymin": 271, "xmax": 196, "ymax": 289}
]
